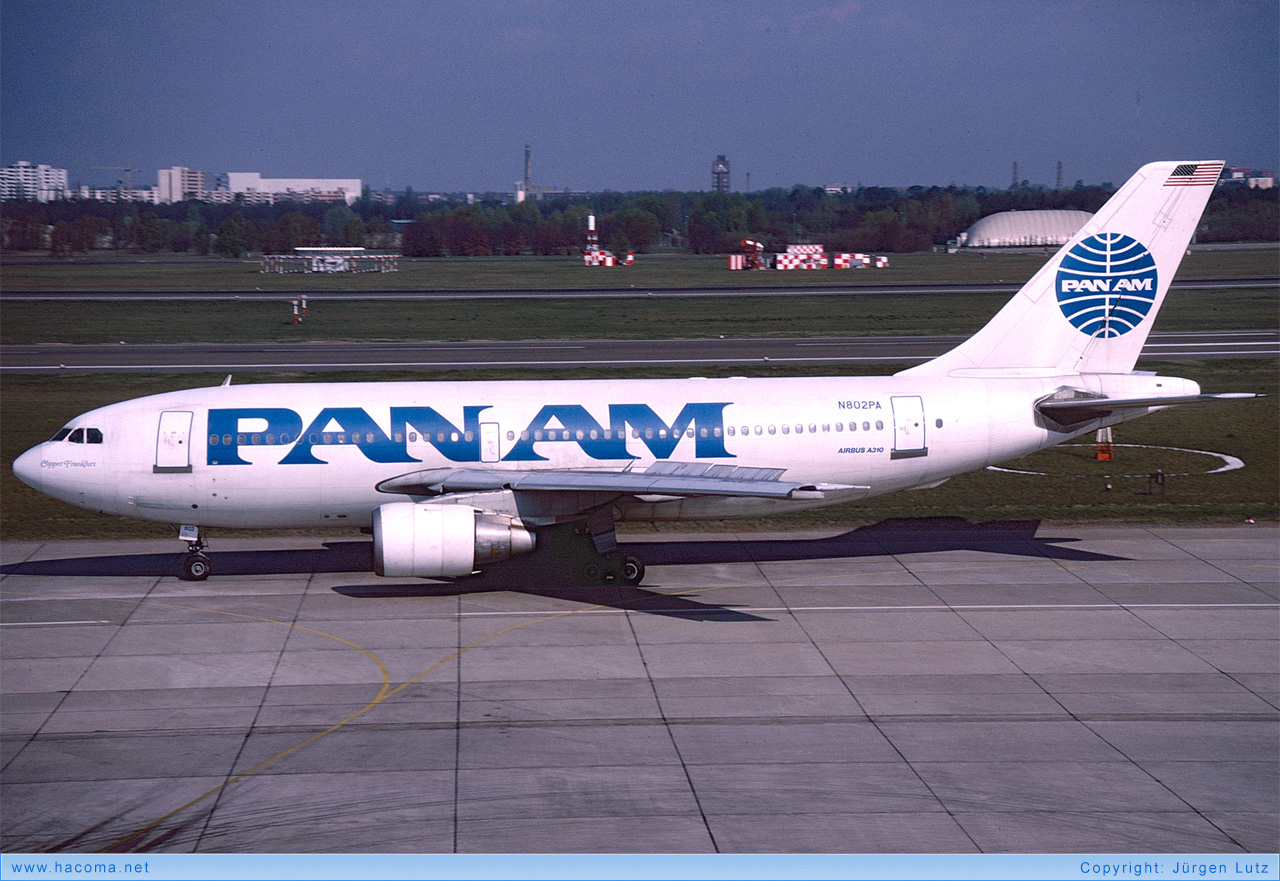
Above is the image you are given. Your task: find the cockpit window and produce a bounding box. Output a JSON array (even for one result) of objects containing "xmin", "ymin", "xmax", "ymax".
[{"xmin": 49, "ymin": 426, "xmax": 103, "ymax": 443}]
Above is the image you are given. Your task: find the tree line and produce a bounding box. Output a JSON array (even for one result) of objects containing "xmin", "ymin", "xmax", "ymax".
[{"xmin": 2, "ymin": 181, "xmax": 1275, "ymax": 257}]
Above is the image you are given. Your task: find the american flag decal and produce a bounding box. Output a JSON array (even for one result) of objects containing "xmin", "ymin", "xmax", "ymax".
[{"xmin": 1164, "ymin": 162, "xmax": 1224, "ymax": 187}]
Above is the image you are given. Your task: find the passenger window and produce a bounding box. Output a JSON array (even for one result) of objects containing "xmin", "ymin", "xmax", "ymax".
[
  {"xmin": 209, "ymin": 434, "xmax": 220, "ymax": 446},
  {"xmin": 87, "ymin": 428, "xmax": 103, "ymax": 444},
  {"xmin": 768, "ymin": 426, "xmax": 776, "ymax": 435},
  {"xmin": 875, "ymin": 420, "xmax": 884, "ymax": 430},
  {"xmin": 781, "ymin": 425, "xmax": 789, "ymax": 435},
  {"xmin": 862, "ymin": 421, "xmax": 870, "ymax": 431}
]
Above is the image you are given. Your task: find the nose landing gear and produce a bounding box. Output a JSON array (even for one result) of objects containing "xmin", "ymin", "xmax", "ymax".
[{"xmin": 177, "ymin": 524, "xmax": 211, "ymax": 581}]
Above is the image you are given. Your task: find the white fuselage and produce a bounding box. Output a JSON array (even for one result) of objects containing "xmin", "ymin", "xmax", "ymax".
[{"xmin": 15, "ymin": 372, "xmax": 1195, "ymax": 529}]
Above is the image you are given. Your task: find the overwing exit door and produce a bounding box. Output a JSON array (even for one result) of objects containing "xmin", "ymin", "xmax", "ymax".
[{"xmin": 480, "ymin": 422, "xmax": 501, "ymax": 463}]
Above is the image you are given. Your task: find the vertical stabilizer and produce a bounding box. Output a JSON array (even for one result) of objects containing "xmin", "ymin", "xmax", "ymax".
[{"xmin": 901, "ymin": 161, "xmax": 1223, "ymax": 377}]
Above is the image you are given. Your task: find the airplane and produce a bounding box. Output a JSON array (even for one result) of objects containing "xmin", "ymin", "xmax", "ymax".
[{"xmin": 12, "ymin": 160, "xmax": 1259, "ymax": 585}]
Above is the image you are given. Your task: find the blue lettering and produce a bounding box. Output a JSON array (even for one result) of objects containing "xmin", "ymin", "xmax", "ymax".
[
  {"xmin": 210, "ymin": 401, "xmax": 732, "ymax": 467},
  {"xmin": 504, "ymin": 405, "xmax": 627, "ymax": 462},
  {"xmin": 391, "ymin": 406, "xmax": 489, "ymax": 462},
  {"xmin": 606, "ymin": 403, "xmax": 733, "ymax": 459},
  {"xmin": 207, "ymin": 408, "xmax": 303, "ymax": 465},
  {"xmin": 505, "ymin": 402, "xmax": 732, "ymax": 462},
  {"xmin": 280, "ymin": 407, "xmax": 417, "ymax": 465}
]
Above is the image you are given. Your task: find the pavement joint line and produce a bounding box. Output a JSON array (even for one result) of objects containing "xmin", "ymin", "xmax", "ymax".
[
  {"xmin": 105, "ymin": 584, "xmax": 695, "ymax": 852},
  {"xmin": 0, "ymin": 620, "xmax": 111, "ymax": 626}
]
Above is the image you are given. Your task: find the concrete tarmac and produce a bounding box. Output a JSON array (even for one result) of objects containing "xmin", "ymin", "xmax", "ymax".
[{"xmin": 2, "ymin": 522, "xmax": 1276, "ymax": 853}]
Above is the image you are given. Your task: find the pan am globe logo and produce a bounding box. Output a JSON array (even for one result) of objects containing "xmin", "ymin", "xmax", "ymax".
[{"xmin": 1055, "ymin": 233, "xmax": 1158, "ymax": 338}]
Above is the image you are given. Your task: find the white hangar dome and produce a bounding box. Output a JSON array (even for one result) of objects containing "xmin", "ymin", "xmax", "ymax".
[{"xmin": 960, "ymin": 209, "xmax": 1092, "ymax": 248}]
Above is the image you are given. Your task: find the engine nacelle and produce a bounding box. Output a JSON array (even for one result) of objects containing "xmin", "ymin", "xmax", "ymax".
[{"xmin": 372, "ymin": 503, "xmax": 536, "ymax": 578}]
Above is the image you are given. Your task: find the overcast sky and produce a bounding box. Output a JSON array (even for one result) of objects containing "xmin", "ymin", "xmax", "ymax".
[{"xmin": 3, "ymin": 0, "xmax": 1276, "ymax": 193}]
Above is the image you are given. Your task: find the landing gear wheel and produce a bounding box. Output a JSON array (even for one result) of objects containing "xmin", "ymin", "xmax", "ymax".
[
  {"xmin": 621, "ymin": 555, "xmax": 645, "ymax": 586},
  {"xmin": 182, "ymin": 553, "xmax": 211, "ymax": 581}
]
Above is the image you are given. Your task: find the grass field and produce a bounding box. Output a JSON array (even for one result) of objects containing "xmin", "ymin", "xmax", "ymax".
[
  {"xmin": 2, "ymin": 246, "xmax": 1277, "ymax": 292},
  {"xmin": 2, "ymin": 360, "xmax": 1275, "ymax": 540},
  {"xmin": 3, "ymin": 249, "xmax": 1275, "ymax": 346},
  {"xmin": 2, "ymin": 285, "xmax": 1276, "ymax": 347}
]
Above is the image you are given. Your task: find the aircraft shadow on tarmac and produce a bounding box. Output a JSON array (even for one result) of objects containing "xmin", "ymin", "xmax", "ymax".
[{"xmin": 2, "ymin": 517, "xmax": 1121, "ymax": 621}]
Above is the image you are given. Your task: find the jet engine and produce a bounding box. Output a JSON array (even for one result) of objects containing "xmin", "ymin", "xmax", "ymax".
[{"xmin": 372, "ymin": 502, "xmax": 536, "ymax": 578}]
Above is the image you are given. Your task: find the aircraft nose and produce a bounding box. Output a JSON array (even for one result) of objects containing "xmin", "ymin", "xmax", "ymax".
[{"xmin": 12, "ymin": 445, "xmax": 44, "ymax": 492}]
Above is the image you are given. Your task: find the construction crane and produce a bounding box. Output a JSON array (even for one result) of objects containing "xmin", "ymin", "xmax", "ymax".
[{"xmin": 91, "ymin": 166, "xmax": 140, "ymax": 190}]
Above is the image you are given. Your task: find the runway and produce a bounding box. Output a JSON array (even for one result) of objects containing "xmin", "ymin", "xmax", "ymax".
[
  {"xmin": 3, "ymin": 330, "xmax": 1276, "ymax": 373},
  {"xmin": 2, "ymin": 522, "xmax": 1276, "ymax": 853}
]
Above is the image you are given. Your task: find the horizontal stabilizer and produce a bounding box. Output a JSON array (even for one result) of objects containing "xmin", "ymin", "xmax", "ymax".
[
  {"xmin": 1037, "ymin": 392, "xmax": 1261, "ymax": 428},
  {"xmin": 378, "ymin": 462, "xmax": 863, "ymax": 501}
]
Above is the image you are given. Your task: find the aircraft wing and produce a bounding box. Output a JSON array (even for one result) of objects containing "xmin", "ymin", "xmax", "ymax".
[
  {"xmin": 377, "ymin": 461, "xmax": 863, "ymax": 501},
  {"xmin": 1037, "ymin": 392, "xmax": 1261, "ymax": 427}
]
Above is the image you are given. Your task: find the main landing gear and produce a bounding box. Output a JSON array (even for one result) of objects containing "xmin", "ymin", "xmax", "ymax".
[
  {"xmin": 563, "ymin": 515, "xmax": 645, "ymax": 587},
  {"xmin": 572, "ymin": 547, "xmax": 646, "ymax": 587},
  {"xmin": 177, "ymin": 525, "xmax": 211, "ymax": 581}
]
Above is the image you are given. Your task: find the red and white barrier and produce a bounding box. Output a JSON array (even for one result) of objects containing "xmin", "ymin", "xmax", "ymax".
[{"xmin": 775, "ymin": 253, "xmax": 828, "ymax": 269}]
